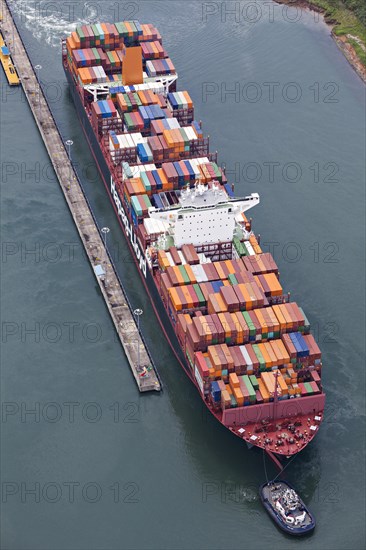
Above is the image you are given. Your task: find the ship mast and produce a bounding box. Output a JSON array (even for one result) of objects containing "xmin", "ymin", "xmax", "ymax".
[{"xmin": 272, "ymin": 369, "xmax": 279, "ymax": 421}]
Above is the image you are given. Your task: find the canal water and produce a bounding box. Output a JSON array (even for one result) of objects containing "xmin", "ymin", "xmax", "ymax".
[{"xmin": 1, "ymin": 1, "xmax": 365, "ymax": 548}]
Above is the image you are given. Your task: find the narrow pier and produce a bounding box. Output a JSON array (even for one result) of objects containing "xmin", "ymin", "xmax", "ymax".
[
  {"xmin": 0, "ymin": 13, "xmax": 20, "ymax": 85},
  {"xmin": 1, "ymin": 0, "xmax": 160, "ymax": 392}
]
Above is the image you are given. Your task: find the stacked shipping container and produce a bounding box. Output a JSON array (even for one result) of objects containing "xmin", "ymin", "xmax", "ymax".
[{"xmin": 63, "ymin": 20, "xmax": 324, "ymax": 422}]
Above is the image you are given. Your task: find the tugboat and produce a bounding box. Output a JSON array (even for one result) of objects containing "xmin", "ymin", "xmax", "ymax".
[{"xmin": 260, "ymin": 480, "xmax": 316, "ymax": 535}]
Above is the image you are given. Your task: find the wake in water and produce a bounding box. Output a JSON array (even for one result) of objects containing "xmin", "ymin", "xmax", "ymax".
[{"xmin": 7, "ymin": 0, "xmax": 100, "ymax": 47}]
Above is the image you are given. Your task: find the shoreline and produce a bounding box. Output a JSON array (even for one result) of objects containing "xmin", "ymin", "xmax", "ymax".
[{"xmin": 274, "ymin": 0, "xmax": 366, "ymax": 84}]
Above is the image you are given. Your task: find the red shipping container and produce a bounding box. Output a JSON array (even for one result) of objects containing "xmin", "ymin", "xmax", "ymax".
[{"xmin": 220, "ymin": 286, "xmax": 239, "ymax": 312}]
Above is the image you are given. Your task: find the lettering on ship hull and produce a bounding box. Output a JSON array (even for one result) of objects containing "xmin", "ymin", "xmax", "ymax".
[{"xmin": 110, "ymin": 177, "xmax": 147, "ymax": 278}]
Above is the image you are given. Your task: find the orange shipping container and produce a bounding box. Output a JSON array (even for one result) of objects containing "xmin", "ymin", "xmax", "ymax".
[
  {"xmin": 137, "ymin": 90, "xmax": 148, "ymax": 105},
  {"xmin": 182, "ymin": 90, "xmax": 194, "ymax": 109},
  {"xmin": 172, "ymin": 265, "xmax": 184, "ymax": 285},
  {"xmin": 216, "ymin": 293, "xmax": 227, "ymax": 312},
  {"xmin": 117, "ymin": 93, "xmax": 128, "ymax": 112},
  {"xmin": 169, "ymin": 287, "xmax": 182, "ymax": 311},
  {"xmin": 261, "ymin": 372, "xmax": 277, "ymax": 395},
  {"xmin": 263, "ymin": 342, "xmax": 278, "ymax": 366},
  {"xmin": 272, "ymin": 305, "xmax": 287, "ymax": 331},
  {"xmin": 254, "ymin": 308, "xmax": 268, "ymax": 334},
  {"xmin": 229, "ymin": 372, "xmax": 240, "ymax": 389},
  {"xmin": 221, "ymin": 344, "xmax": 234, "ymax": 370},
  {"xmin": 157, "ymin": 168, "xmax": 168, "ymax": 188},
  {"xmin": 265, "ymin": 307, "xmax": 280, "ymax": 333},
  {"xmin": 257, "ymin": 343, "xmax": 273, "ymax": 367},
  {"xmin": 208, "ymin": 346, "xmax": 221, "ymax": 370},
  {"xmin": 237, "ymin": 284, "xmax": 252, "ymax": 309},
  {"xmin": 256, "ymin": 256, "xmax": 267, "ymax": 274},
  {"xmin": 277, "ymin": 372, "xmax": 289, "ymax": 395},
  {"xmin": 269, "ymin": 340, "xmax": 284, "ymax": 365},
  {"xmin": 225, "ymin": 384, "xmax": 233, "ymax": 395},
  {"xmin": 263, "ymin": 273, "xmax": 283, "ymax": 296},
  {"xmin": 158, "ymin": 250, "xmax": 170, "ymax": 270},
  {"xmin": 213, "ymin": 261, "xmax": 226, "ymax": 280},
  {"xmin": 233, "ymin": 386, "xmax": 244, "ymax": 407},
  {"xmin": 180, "ymin": 285, "xmax": 194, "ymax": 309},
  {"xmin": 274, "ymin": 339, "xmax": 291, "ymax": 364},
  {"xmin": 207, "ymin": 294, "xmax": 220, "ymax": 315},
  {"xmin": 258, "ymin": 379, "xmax": 270, "ymax": 403},
  {"xmin": 221, "ymin": 389, "xmax": 231, "ymax": 409},
  {"xmin": 218, "ymin": 313, "xmax": 231, "ymax": 339},
  {"xmin": 281, "ymin": 304, "xmax": 294, "ymax": 329},
  {"xmin": 184, "ymin": 264, "xmax": 197, "ymax": 284},
  {"xmin": 231, "ymin": 313, "xmax": 244, "ymax": 344},
  {"xmin": 224, "ymin": 260, "xmax": 236, "ymax": 274}
]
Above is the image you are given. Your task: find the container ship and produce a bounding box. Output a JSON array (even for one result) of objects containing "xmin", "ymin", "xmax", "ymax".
[{"xmin": 62, "ymin": 21, "xmax": 325, "ymax": 464}]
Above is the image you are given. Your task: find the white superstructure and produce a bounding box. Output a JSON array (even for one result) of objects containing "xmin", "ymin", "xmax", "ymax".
[{"xmin": 148, "ymin": 183, "xmax": 259, "ymax": 248}]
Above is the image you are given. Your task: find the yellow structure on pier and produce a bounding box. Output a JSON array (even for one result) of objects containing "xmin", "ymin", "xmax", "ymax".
[{"xmin": 0, "ymin": 14, "xmax": 20, "ymax": 85}]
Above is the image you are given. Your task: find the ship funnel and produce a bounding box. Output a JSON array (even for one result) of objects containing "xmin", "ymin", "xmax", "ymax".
[{"xmin": 122, "ymin": 45, "xmax": 143, "ymax": 85}]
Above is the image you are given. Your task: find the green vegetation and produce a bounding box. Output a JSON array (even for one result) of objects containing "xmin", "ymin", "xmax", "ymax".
[{"xmin": 307, "ymin": 0, "xmax": 366, "ymax": 67}]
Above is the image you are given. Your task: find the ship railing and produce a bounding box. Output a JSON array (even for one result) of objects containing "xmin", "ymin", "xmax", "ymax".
[{"xmin": 5, "ymin": 3, "xmax": 162, "ymax": 388}]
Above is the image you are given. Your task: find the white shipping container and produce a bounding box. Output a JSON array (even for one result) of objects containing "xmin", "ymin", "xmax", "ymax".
[
  {"xmin": 177, "ymin": 251, "xmax": 187, "ymax": 265},
  {"xmin": 167, "ymin": 118, "xmax": 180, "ymax": 129},
  {"xmin": 117, "ymin": 134, "xmax": 128, "ymax": 149},
  {"xmin": 126, "ymin": 134, "xmax": 135, "ymax": 148},
  {"xmin": 144, "ymin": 163, "xmax": 157, "ymax": 171},
  {"xmin": 188, "ymin": 159, "xmax": 201, "ymax": 178},
  {"xmin": 190, "ymin": 264, "xmax": 208, "ymax": 283},
  {"xmin": 165, "ymin": 252, "xmax": 175, "ymax": 267},
  {"xmin": 131, "ymin": 133, "xmax": 146, "ymax": 146},
  {"xmin": 177, "ymin": 91, "xmax": 188, "ymax": 109},
  {"xmin": 239, "ymin": 346, "xmax": 253, "ymax": 368},
  {"xmin": 245, "ymin": 242, "xmax": 256, "ymax": 256},
  {"xmin": 146, "ymin": 61, "xmax": 156, "ymax": 77},
  {"xmin": 97, "ymin": 65, "xmax": 107, "ymax": 83},
  {"xmin": 184, "ymin": 126, "xmax": 197, "ymax": 141}
]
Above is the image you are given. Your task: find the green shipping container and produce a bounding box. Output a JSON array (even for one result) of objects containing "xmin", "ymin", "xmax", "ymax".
[
  {"xmin": 91, "ymin": 24, "xmax": 101, "ymax": 40},
  {"xmin": 77, "ymin": 27, "xmax": 85, "ymax": 41},
  {"xmin": 193, "ymin": 284, "xmax": 205, "ymax": 307},
  {"xmin": 178, "ymin": 265, "xmax": 190, "ymax": 285},
  {"xmin": 211, "ymin": 162, "xmax": 222, "ymax": 180},
  {"xmin": 230, "ymin": 394, "xmax": 238, "ymax": 408},
  {"xmin": 304, "ymin": 382, "xmax": 314, "ymax": 394},
  {"xmin": 249, "ymin": 375, "xmax": 259, "ymax": 390},
  {"xmin": 241, "ymin": 375, "xmax": 256, "ymax": 402},
  {"xmin": 107, "ymin": 51, "xmax": 116, "ymax": 65},
  {"xmin": 228, "ymin": 273, "xmax": 238, "ymax": 285},
  {"xmin": 141, "ymin": 172, "xmax": 151, "ymax": 192},
  {"xmin": 133, "ymin": 92, "xmax": 142, "ymax": 107},
  {"xmin": 299, "ymin": 307, "xmax": 311, "ymax": 333},
  {"xmin": 92, "ymin": 47, "xmax": 101, "ymax": 63},
  {"xmin": 131, "ymin": 196, "xmax": 142, "ymax": 216},
  {"xmin": 242, "ymin": 311, "xmax": 256, "ymax": 336},
  {"xmin": 115, "ymin": 22, "xmax": 129, "ymax": 38},
  {"xmin": 252, "ymin": 344, "xmax": 266, "ymax": 369},
  {"xmin": 179, "ymin": 128, "xmax": 190, "ymax": 146},
  {"xmin": 141, "ymin": 194, "xmax": 152, "ymax": 209}
]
